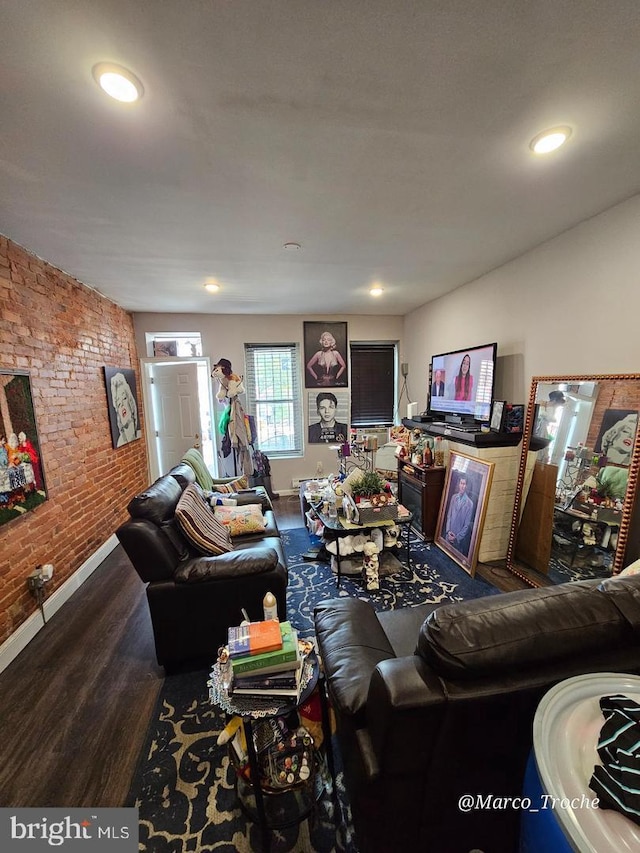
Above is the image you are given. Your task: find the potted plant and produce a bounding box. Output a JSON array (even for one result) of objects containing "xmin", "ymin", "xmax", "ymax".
[{"xmin": 350, "ymin": 471, "xmax": 387, "ymax": 503}]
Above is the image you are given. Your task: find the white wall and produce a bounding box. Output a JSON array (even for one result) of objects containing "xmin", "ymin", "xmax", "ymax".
[
  {"xmin": 133, "ymin": 313, "xmax": 403, "ymax": 492},
  {"xmin": 404, "ymin": 194, "xmax": 640, "ymax": 408},
  {"xmin": 134, "ymin": 193, "xmax": 640, "ymax": 493}
]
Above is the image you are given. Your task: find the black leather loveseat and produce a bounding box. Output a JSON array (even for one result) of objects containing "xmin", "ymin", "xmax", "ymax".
[
  {"xmin": 315, "ymin": 575, "xmax": 640, "ymax": 853},
  {"xmin": 117, "ymin": 464, "xmax": 287, "ymax": 670}
]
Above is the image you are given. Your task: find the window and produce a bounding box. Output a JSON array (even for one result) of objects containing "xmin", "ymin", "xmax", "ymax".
[
  {"xmin": 244, "ymin": 344, "xmax": 303, "ymax": 457},
  {"xmin": 350, "ymin": 342, "xmax": 397, "ymax": 426},
  {"xmin": 145, "ymin": 332, "xmax": 202, "ymax": 357}
]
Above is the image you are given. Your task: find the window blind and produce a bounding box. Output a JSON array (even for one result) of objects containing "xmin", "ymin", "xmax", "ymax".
[
  {"xmin": 244, "ymin": 343, "xmax": 303, "ymax": 457},
  {"xmin": 350, "ymin": 343, "xmax": 396, "ymax": 426}
]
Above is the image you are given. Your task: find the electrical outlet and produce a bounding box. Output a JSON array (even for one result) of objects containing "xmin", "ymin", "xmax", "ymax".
[
  {"xmin": 27, "ymin": 573, "xmax": 45, "ymax": 592},
  {"xmin": 316, "ymin": 461, "xmax": 323, "ymax": 475}
]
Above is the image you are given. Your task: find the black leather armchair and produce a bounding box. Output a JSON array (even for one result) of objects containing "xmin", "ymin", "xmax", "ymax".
[
  {"xmin": 315, "ymin": 576, "xmax": 640, "ymax": 853},
  {"xmin": 117, "ymin": 464, "xmax": 287, "ymax": 670}
]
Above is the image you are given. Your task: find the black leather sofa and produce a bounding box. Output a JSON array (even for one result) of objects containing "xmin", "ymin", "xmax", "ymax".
[
  {"xmin": 315, "ymin": 575, "xmax": 640, "ymax": 853},
  {"xmin": 117, "ymin": 464, "xmax": 287, "ymax": 670}
]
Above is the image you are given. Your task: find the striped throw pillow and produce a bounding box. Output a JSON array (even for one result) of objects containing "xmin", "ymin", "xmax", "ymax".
[
  {"xmin": 216, "ymin": 476, "xmax": 249, "ymax": 494},
  {"xmin": 175, "ymin": 483, "xmax": 233, "ymax": 556}
]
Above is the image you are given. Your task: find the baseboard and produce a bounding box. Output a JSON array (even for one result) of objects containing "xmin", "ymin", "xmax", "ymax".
[{"xmin": 0, "ymin": 534, "xmax": 119, "ymax": 676}]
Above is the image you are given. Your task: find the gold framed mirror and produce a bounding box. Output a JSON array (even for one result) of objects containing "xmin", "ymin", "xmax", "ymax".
[{"xmin": 506, "ymin": 374, "xmax": 640, "ymax": 586}]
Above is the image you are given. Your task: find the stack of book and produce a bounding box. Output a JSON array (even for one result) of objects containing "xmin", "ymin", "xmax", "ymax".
[{"xmin": 228, "ymin": 620, "xmax": 302, "ymax": 700}]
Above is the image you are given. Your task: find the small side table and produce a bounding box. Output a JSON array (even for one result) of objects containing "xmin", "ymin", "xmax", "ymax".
[
  {"xmin": 209, "ymin": 653, "xmax": 337, "ymax": 852},
  {"xmin": 316, "ymin": 507, "xmax": 414, "ymax": 586}
]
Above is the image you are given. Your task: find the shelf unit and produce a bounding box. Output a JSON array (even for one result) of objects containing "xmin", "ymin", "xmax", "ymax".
[
  {"xmin": 397, "ymin": 460, "xmax": 445, "ymax": 540},
  {"xmin": 402, "ymin": 418, "xmax": 523, "ymax": 448}
]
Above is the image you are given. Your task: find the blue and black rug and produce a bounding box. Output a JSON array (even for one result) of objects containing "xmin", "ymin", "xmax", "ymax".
[
  {"xmin": 127, "ymin": 527, "xmax": 499, "ymax": 852},
  {"xmin": 282, "ymin": 526, "xmax": 499, "ymax": 636}
]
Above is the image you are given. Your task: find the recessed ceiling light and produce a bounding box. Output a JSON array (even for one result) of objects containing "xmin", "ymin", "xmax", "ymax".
[
  {"xmin": 370, "ymin": 284, "xmax": 384, "ymax": 297},
  {"xmin": 530, "ymin": 126, "xmax": 572, "ymax": 154},
  {"xmin": 204, "ymin": 281, "xmax": 220, "ymax": 294},
  {"xmin": 283, "ymin": 242, "xmax": 301, "ymax": 251},
  {"xmin": 92, "ymin": 63, "xmax": 144, "ymax": 103}
]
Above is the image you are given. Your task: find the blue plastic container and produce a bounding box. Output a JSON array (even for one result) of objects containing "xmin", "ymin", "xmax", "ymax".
[
  {"xmin": 520, "ymin": 751, "xmax": 573, "ymax": 853},
  {"xmin": 520, "ymin": 673, "xmax": 640, "ymax": 853}
]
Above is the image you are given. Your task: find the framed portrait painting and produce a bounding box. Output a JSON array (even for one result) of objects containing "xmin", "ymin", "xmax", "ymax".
[
  {"xmin": 434, "ymin": 450, "xmax": 494, "ymax": 576},
  {"xmin": 303, "ymin": 321, "xmax": 348, "ymax": 388},
  {"xmin": 307, "ymin": 389, "xmax": 350, "ymax": 444},
  {"xmin": 0, "ymin": 369, "xmax": 47, "ymax": 527},
  {"xmin": 104, "ymin": 367, "xmax": 141, "ymax": 449}
]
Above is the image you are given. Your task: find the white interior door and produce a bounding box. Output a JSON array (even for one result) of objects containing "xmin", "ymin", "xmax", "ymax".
[{"xmin": 143, "ymin": 360, "xmax": 204, "ymax": 480}]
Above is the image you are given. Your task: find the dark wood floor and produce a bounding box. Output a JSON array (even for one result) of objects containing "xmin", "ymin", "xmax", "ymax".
[
  {"xmin": 0, "ymin": 493, "xmax": 523, "ymax": 808},
  {"xmin": 0, "ymin": 495, "xmax": 303, "ymax": 808}
]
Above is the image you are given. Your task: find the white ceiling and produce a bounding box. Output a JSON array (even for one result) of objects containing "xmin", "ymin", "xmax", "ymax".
[{"xmin": 2, "ymin": 1, "xmax": 640, "ymax": 316}]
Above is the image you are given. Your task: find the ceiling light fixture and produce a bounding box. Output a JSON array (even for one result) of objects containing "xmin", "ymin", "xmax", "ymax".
[
  {"xmin": 283, "ymin": 242, "xmax": 301, "ymax": 251},
  {"xmin": 369, "ymin": 284, "xmax": 384, "ymax": 297},
  {"xmin": 92, "ymin": 62, "xmax": 144, "ymax": 103},
  {"xmin": 204, "ymin": 281, "xmax": 220, "ymax": 294},
  {"xmin": 529, "ymin": 126, "xmax": 572, "ymax": 154}
]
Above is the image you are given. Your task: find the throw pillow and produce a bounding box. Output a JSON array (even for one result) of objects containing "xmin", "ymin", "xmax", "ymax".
[
  {"xmin": 214, "ymin": 503, "xmax": 266, "ymax": 537},
  {"xmin": 215, "ymin": 475, "xmax": 249, "ymax": 494},
  {"xmin": 175, "ymin": 483, "xmax": 233, "ymax": 555}
]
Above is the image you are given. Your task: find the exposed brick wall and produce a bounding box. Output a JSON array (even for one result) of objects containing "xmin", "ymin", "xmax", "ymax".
[
  {"xmin": 0, "ymin": 236, "xmax": 149, "ymax": 645},
  {"xmin": 586, "ymin": 379, "xmax": 640, "ymax": 452}
]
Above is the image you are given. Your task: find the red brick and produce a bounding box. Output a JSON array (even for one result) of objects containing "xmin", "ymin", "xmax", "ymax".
[{"xmin": 0, "ymin": 237, "xmax": 148, "ymax": 645}]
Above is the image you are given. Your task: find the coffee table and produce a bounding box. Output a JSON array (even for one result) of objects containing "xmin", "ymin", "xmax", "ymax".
[{"xmin": 313, "ymin": 506, "xmax": 413, "ymax": 586}]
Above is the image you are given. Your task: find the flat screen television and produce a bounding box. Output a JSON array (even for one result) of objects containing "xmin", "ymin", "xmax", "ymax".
[{"xmin": 428, "ymin": 342, "xmax": 497, "ymax": 425}]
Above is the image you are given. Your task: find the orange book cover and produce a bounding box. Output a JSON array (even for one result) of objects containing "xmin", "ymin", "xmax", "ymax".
[{"xmin": 228, "ymin": 620, "xmax": 283, "ymax": 657}]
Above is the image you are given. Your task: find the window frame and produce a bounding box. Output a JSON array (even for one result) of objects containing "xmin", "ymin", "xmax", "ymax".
[
  {"xmin": 349, "ymin": 341, "xmax": 398, "ymax": 427},
  {"xmin": 244, "ymin": 342, "xmax": 303, "ymax": 459}
]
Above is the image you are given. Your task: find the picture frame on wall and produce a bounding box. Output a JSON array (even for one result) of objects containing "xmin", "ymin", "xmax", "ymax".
[
  {"xmin": 303, "ymin": 321, "xmax": 348, "ymax": 388},
  {"xmin": 0, "ymin": 369, "xmax": 48, "ymax": 527},
  {"xmin": 490, "ymin": 400, "xmax": 506, "ymax": 432},
  {"xmin": 595, "ymin": 408, "xmax": 639, "ymax": 467},
  {"xmin": 103, "ymin": 367, "xmax": 141, "ymax": 449},
  {"xmin": 434, "ymin": 451, "xmax": 495, "ymax": 576},
  {"xmin": 307, "ymin": 389, "xmax": 350, "ymax": 443}
]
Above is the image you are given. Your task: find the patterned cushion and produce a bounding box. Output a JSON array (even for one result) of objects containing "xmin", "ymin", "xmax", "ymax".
[
  {"xmin": 214, "ymin": 504, "xmax": 266, "ymax": 536},
  {"xmin": 175, "ymin": 483, "xmax": 233, "ymax": 555},
  {"xmin": 215, "ymin": 476, "xmax": 249, "ymax": 493}
]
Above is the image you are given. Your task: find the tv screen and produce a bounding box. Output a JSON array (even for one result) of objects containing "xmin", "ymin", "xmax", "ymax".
[{"xmin": 428, "ymin": 342, "xmax": 497, "ymax": 423}]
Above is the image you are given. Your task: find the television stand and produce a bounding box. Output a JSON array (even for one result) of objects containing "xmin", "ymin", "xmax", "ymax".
[{"xmin": 402, "ymin": 418, "xmax": 523, "ymax": 448}]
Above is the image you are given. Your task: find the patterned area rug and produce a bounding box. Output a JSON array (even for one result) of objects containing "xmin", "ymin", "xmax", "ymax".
[
  {"xmin": 283, "ymin": 526, "xmax": 499, "ymax": 637},
  {"xmin": 546, "ymin": 536, "xmax": 612, "ymax": 584},
  {"xmin": 547, "ymin": 554, "xmax": 612, "ymax": 584},
  {"xmin": 127, "ymin": 527, "xmax": 499, "ymax": 852}
]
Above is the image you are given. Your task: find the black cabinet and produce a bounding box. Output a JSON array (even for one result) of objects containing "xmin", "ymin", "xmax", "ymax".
[{"xmin": 397, "ymin": 460, "xmax": 445, "ymax": 540}]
